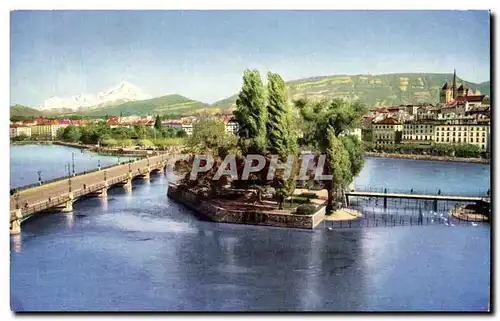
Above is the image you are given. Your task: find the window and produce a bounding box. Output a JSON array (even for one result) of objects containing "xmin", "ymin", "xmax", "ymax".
[
  {"xmin": 446, "ymin": 138, "xmax": 449, "ymax": 142},
  {"xmin": 453, "ymin": 132, "xmax": 455, "ymax": 136},
  {"xmin": 482, "ymin": 132, "xmax": 485, "ymax": 137},
  {"xmin": 483, "ymin": 128, "xmax": 486, "ymax": 131},
  {"xmin": 447, "ymin": 132, "xmax": 450, "ymax": 137},
  {"xmin": 482, "ymin": 138, "xmax": 485, "ymax": 143},
  {"xmin": 453, "ymin": 138, "xmax": 455, "ymax": 143},
  {"xmin": 476, "ymin": 138, "xmax": 479, "ymax": 143},
  {"xmin": 470, "ymin": 138, "xmax": 473, "ymax": 143}
]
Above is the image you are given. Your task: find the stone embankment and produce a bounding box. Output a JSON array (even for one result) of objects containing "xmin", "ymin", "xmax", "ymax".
[
  {"xmin": 365, "ymin": 152, "xmax": 489, "ymax": 164},
  {"xmin": 167, "ymin": 183, "xmax": 326, "ymax": 229}
]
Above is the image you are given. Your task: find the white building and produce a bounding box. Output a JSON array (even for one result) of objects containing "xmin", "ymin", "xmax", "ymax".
[{"xmin": 10, "ymin": 125, "xmax": 31, "ymax": 138}]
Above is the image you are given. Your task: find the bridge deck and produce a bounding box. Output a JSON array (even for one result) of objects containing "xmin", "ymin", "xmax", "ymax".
[
  {"xmin": 346, "ymin": 191, "xmax": 483, "ymax": 202},
  {"xmin": 10, "ymin": 154, "xmax": 168, "ymax": 221}
]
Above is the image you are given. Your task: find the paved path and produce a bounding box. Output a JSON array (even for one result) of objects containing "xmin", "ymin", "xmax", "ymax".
[{"xmin": 10, "ymin": 154, "xmax": 168, "ymax": 211}]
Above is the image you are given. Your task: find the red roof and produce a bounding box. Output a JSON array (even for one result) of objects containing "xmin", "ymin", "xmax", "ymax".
[
  {"xmin": 375, "ymin": 118, "xmax": 400, "ymax": 125},
  {"xmin": 456, "ymin": 95, "xmax": 485, "ymax": 103}
]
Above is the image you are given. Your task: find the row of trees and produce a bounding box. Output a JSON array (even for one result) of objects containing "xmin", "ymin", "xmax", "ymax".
[
  {"xmin": 363, "ymin": 142, "xmax": 484, "ymax": 158},
  {"xmin": 177, "ymin": 69, "xmax": 367, "ymax": 213},
  {"xmin": 57, "ymin": 121, "xmax": 187, "ymax": 146}
]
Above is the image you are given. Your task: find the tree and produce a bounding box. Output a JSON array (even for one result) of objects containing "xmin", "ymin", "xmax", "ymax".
[
  {"xmin": 176, "ymin": 129, "xmax": 187, "ymax": 138},
  {"xmin": 154, "ymin": 115, "xmax": 162, "ymax": 131},
  {"xmin": 178, "ymin": 119, "xmax": 240, "ymax": 197},
  {"xmin": 61, "ymin": 125, "xmax": 82, "ymax": 142},
  {"xmin": 234, "ymin": 69, "xmax": 267, "ymax": 154},
  {"xmin": 266, "ymin": 72, "xmax": 298, "ymax": 209},
  {"xmin": 134, "ymin": 125, "xmax": 148, "ymax": 139},
  {"xmin": 297, "ymin": 98, "xmax": 367, "ymax": 213}
]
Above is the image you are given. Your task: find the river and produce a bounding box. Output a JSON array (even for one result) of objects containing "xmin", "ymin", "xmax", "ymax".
[{"xmin": 9, "ymin": 145, "xmax": 491, "ymax": 311}]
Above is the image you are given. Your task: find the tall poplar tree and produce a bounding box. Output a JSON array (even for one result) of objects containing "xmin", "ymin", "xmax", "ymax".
[
  {"xmin": 234, "ymin": 69, "xmax": 267, "ymax": 154},
  {"xmin": 266, "ymin": 72, "xmax": 298, "ymax": 209}
]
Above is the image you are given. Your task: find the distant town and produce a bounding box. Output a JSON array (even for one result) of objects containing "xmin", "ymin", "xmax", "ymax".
[{"xmin": 10, "ymin": 70, "xmax": 490, "ymax": 157}]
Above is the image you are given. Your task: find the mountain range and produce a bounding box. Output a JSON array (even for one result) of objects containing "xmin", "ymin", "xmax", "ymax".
[
  {"xmin": 37, "ymin": 81, "xmax": 152, "ymax": 112},
  {"xmin": 10, "ymin": 73, "xmax": 490, "ymax": 118}
]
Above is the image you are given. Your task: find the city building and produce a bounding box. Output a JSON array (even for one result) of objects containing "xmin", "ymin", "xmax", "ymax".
[
  {"xmin": 372, "ymin": 118, "xmax": 403, "ymax": 147},
  {"xmin": 223, "ymin": 116, "xmax": 239, "ymax": 135},
  {"xmin": 31, "ymin": 120, "xmax": 61, "ymax": 139},
  {"xmin": 181, "ymin": 121, "xmax": 194, "ymax": 136},
  {"xmin": 163, "ymin": 120, "xmax": 183, "ymax": 130},
  {"xmin": 402, "ymin": 121, "xmax": 436, "ymax": 144},
  {"xmin": 10, "ymin": 124, "xmax": 32, "ymax": 138},
  {"xmin": 434, "ymin": 122, "xmax": 489, "ymax": 151}
]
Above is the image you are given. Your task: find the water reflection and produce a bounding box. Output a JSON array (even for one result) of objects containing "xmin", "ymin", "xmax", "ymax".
[
  {"xmin": 11, "ymin": 234, "xmax": 22, "ymax": 253},
  {"xmin": 65, "ymin": 212, "xmax": 74, "ymax": 230},
  {"xmin": 100, "ymin": 197, "xmax": 108, "ymax": 212}
]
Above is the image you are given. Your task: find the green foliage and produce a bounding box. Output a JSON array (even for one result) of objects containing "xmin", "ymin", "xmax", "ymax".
[
  {"xmin": 61, "ymin": 125, "xmax": 82, "ymax": 142},
  {"xmin": 154, "ymin": 115, "xmax": 162, "ymax": 130},
  {"xmin": 234, "ymin": 69, "xmax": 267, "ymax": 153},
  {"xmin": 266, "ymin": 72, "xmax": 299, "ymax": 208},
  {"xmin": 101, "ymin": 138, "xmax": 118, "ymax": 147},
  {"xmin": 134, "ymin": 125, "xmax": 148, "ymax": 139},
  {"xmin": 297, "ymin": 98, "xmax": 367, "ymax": 212},
  {"xmin": 176, "ymin": 129, "xmax": 187, "ymax": 138},
  {"xmin": 364, "ymin": 142, "xmax": 483, "ymax": 158},
  {"xmin": 295, "ymin": 204, "xmax": 318, "ymax": 215},
  {"xmin": 340, "ymin": 135, "xmax": 365, "ymax": 178},
  {"xmin": 11, "ymin": 134, "xmax": 29, "ymax": 142},
  {"xmin": 188, "ymin": 119, "xmax": 239, "ymax": 157},
  {"xmin": 137, "ymin": 139, "xmax": 154, "ymax": 147}
]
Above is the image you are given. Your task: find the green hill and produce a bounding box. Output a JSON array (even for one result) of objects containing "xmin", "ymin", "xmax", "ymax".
[
  {"xmin": 10, "ymin": 104, "xmax": 43, "ymax": 118},
  {"xmin": 213, "ymin": 73, "xmax": 490, "ymax": 109},
  {"xmin": 77, "ymin": 94, "xmax": 210, "ymax": 116}
]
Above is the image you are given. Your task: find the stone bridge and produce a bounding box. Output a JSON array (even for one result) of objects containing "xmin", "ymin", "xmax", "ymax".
[{"xmin": 10, "ymin": 154, "xmax": 171, "ymax": 234}]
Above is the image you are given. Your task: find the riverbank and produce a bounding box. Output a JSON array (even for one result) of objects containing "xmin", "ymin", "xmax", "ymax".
[
  {"xmin": 365, "ymin": 152, "xmax": 490, "ymax": 164},
  {"xmin": 10, "ymin": 140, "xmax": 169, "ymax": 157}
]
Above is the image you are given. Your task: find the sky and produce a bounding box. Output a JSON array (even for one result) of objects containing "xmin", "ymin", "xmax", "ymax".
[{"xmin": 10, "ymin": 10, "xmax": 490, "ymax": 107}]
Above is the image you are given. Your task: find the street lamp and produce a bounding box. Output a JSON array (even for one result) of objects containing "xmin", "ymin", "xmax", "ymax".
[
  {"xmin": 37, "ymin": 170, "xmax": 43, "ymax": 185},
  {"xmin": 67, "ymin": 163, "xmax": 72, "ymax": 193},
  {"xmin": 104, "ymin": 170, "xmax": 107, "ymax": 181},
  {"xmin": 128, "ymin": 162, "xmax": 131, "ymax": 173},
  {"xmin": 98, "ymin": 159, "xmax": 101, "ymax": 170}
]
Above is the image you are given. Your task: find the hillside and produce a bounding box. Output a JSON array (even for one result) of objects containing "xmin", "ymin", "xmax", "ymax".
[
  {"xmin": 10, "ymin": 105, "xmax": 43, "ymax": 118},
  {"xmin": 75, "ymin": 94, "xmax": 210, "ymax": 117},
  {"xmin": 213, "ymin": 73, "xmax": 491, "ymax": 109}
]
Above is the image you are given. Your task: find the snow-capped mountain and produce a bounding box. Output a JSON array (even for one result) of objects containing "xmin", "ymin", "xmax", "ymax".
[{"xmin": 38, "ymin": 81, "xmax": 152, "ymax": 111}]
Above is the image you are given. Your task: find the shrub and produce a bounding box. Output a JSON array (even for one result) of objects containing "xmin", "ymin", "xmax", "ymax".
[
  {"xmin": 101, "ymin": 138, "xmax": 118, "ymax": 147},
  {"xmin": 295, "ymin": 204, "xmax": 318, "ymax": 215}
]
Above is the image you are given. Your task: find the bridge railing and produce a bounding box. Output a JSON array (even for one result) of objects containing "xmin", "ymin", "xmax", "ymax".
[
  {"xmin": 352, "ymin": 184, "xmax": 488, "ymax": 198},
  {"xmin": 9, "ymin": 156, "xmax": 163, "ymax": 195}
]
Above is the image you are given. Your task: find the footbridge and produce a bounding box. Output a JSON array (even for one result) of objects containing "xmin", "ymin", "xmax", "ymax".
[
  {"xmin": 10, "ymin": 154, "xmax": 171, "ymax": 234},
  {"xmin": 345, "ymin": 185, "xmax": 489, "ymax": 211}
]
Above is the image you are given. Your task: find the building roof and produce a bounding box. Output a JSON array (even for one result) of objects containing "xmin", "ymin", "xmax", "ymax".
[
  {"xmin": 442, "ymin": 82, "xmax": 449, "ymax": 90},
  {"xmin": 375, "ymin": 117, "xmax": 400, "ymax": 125},
  {"xmin": 458, "ymin": 95, "xmax": 485, "ymax": 103}
]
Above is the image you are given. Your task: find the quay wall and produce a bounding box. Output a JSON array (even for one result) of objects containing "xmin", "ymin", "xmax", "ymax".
[
  {"xmin": 167, "ymin": 184, "xmax": 325, "ymax": 229},
  {"xmin": 365, "ymin": 152, "xmax": 489, "ymax": 164}
]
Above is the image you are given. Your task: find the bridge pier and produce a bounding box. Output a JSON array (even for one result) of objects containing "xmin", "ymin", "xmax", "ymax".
[
  {"xmin": 345, "ymin": 195, "xmax": 350, "ymax": 207},
  {"xmin": 433, "ymin": 199, "xmax": 438, "ymax": 212},
  {"xmin": 383, "ymin": 196, "xmax": 387, "ymax": 209},
  {"xmin": 10, "ymin": 209, "xmax": 23, "ymax": 235},
  {"xmin": 54, "ymin": 193, "xmax": 74, "ymax": 212}
]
